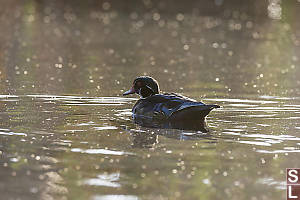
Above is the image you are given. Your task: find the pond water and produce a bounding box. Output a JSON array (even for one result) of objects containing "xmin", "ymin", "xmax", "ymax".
[{"xmin": 0, "ymin": 1, "xmax": 300, "ymax": 200}]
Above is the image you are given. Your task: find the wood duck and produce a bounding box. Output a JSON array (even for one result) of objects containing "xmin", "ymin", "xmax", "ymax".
[{"xmin": 123, "ymin": 76, "xmax": 220, "ymax": 122}]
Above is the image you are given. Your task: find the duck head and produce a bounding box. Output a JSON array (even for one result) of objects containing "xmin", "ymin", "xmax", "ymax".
[{"xmin": 123, "ymin": 76, "xmax": 160, "ymax": 98}]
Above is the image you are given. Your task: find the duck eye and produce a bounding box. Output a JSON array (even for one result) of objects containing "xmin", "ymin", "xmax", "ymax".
[{"xmin": 134, "ymin": 81, "xmax": 143, "ymax": 89}]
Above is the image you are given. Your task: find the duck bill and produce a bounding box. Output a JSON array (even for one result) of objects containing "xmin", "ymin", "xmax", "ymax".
[{"xmin": 123, "ymin": 87, "xmax": 135, "ymax": 96}]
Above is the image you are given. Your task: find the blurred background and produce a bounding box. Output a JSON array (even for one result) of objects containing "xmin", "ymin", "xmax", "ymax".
[
  {"xmin": 0, "ymin": 0, "xmax": 299, "ymax": 97},
  {"xmin": 1, "ymin": 1, "xmax": 300, "ymax": 200}
]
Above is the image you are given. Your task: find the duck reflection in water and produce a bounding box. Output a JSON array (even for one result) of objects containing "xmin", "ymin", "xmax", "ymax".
[
  {"xmin": 123, "ymin": 76, "xmax": 219, "ymax": 132},
  {"xmin": 130, "ymin": 123, "xmax": 214, "ymax": 148},
  {"xmin": 130, "ymin": 130, "xmax": 159, "ymax": 148}
]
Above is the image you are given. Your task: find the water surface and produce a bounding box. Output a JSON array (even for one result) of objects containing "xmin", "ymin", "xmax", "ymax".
[{"xmin": 1, "ymin": 1, "xmax": 300, "ymax": 200}]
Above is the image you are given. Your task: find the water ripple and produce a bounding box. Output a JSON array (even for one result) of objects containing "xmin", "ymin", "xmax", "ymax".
[
  {"xmin": 0, "ymin": 131, "xmax": 27, "ymax": 136},
  {"xmin": 70, "ymin": 148, "xmax": 134, "ymax": 155},
  {"xmin": 83, "ymin": 173, "xmax": 121, "ymax": 187},
  {"xmin": 91, "ymin": 195, "xmax": 139, "ymax": 200}
]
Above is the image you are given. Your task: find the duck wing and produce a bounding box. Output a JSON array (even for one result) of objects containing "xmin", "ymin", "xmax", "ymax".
[
  {"xmin": 133, "ymin": 94, "xmax": 219, "ymax": 121},
  {"xmin": 132, "ymin": 94, "xmax": 182, "ymax": 119},
  {"xmin": 169, "ymin": 103, "xmax": 220, "ymax": 121}
]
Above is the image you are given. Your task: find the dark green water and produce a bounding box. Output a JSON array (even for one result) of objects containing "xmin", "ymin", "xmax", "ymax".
[{"xmin": 1, "ymin": 1, "xmax": 300, "ymax": 200}]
